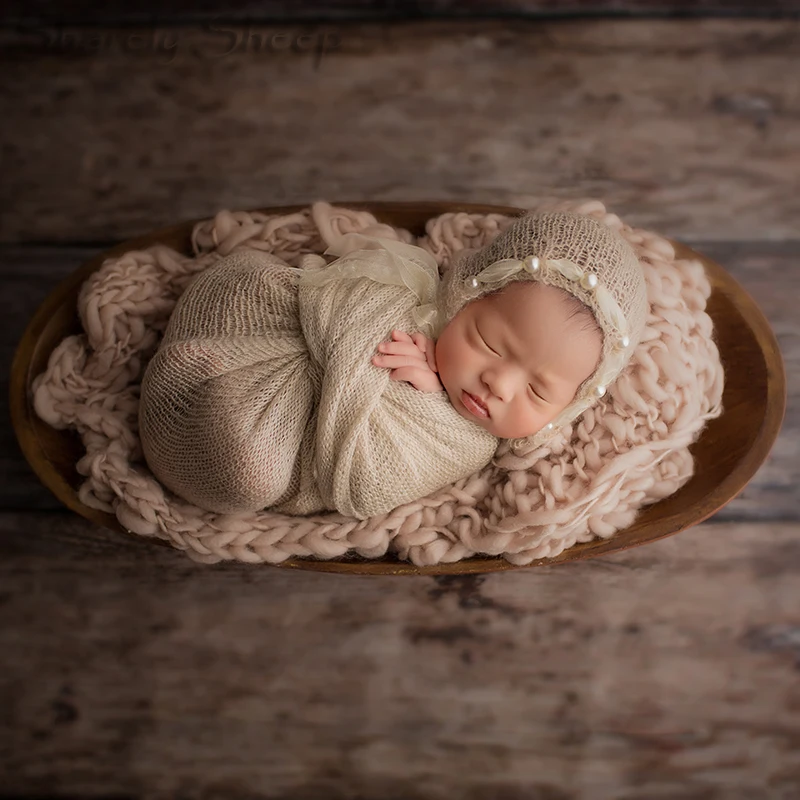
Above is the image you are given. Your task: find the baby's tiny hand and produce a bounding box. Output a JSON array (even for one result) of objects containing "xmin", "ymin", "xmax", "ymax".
[{"xmin": 371, "ymin": 330, "xmax": 443, "ymax": 393}]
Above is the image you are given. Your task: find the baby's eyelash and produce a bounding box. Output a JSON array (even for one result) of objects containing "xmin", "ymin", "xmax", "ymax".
[
  {"xmin": 476, "ymin": 326, "xmax": 499, "ymax": 356},
  {"xmin": 529, "ymin": 384, "xmax": 546, "ymax": 403}
]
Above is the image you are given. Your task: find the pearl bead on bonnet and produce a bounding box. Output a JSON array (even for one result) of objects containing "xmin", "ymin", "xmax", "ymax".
[{"xmin": 436, "ymin": 211, "xmax": 649, "ymax": 456}]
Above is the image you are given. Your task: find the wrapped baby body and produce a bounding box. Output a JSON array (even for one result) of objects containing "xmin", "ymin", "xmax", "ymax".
[
  {"xmin": 140, "ymin": 208, "xmax": 649, "ymax": 524},
  {"xmin": 138, "ymin": 238, "xmax": 498, "ymax": 519}
]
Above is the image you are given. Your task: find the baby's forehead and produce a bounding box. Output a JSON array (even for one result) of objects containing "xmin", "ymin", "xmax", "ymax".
[{"xmin": 479, "ymin": 280, "xmax": 578, "ymax": 317}]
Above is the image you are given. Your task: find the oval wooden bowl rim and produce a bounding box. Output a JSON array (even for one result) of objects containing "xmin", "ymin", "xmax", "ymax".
[{"xmin": 10, "ymin": 201, "xmax": 787, "ymax": 575}]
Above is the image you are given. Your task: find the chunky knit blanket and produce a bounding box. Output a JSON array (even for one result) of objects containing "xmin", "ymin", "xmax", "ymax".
[{"xmin": 31, "ymin": 199, "xmax": 724, "ymax": 566}]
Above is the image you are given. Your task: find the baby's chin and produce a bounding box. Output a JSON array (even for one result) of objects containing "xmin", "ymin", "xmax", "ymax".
[{"xmin": 459, "ymin": 407, "xmax": 549, "ymax": 440}]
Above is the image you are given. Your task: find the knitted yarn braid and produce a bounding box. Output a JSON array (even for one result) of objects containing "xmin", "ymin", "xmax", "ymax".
[{"xmin": 31, "ymin": 199, "xmax": 724, "ymax": 566}]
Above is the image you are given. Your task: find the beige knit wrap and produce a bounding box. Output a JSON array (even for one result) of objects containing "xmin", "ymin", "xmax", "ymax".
[
  {"xmin": 30, "ymin": 199, "xmax": 725, "ymax": 566},
  {"xmin": 138, "ymin": 245, "xmax": 497, "ymax": 519}
]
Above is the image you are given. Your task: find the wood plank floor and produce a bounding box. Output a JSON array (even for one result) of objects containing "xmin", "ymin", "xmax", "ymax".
[
  {"xmin": 2, "ymin": 19, "xmax": 800, "ymax": 242},
  {"xmin": 2, "ymin": 514, "xmax": 800, "ymax": 798},
  {"xmin": 1, "ymin": 17, "xmax": 798, "ymax": 799}
]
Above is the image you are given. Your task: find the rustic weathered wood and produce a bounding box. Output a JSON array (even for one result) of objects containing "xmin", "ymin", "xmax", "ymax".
[
  {"xmin": 7, "ymin": 203, "xmax": 787, "ymax": 575},
  {"xmin": 1, "ymin": 510, "xmax": 799, "ymax": 797},
  {"xmin": 2, "ymin": 20, "xmax": 800, "ymax": 243},
  {"xmin": 5, "ymin": 0, "xmax": 800, "ymax": 26},
  {"xmin": 2, "ymin": 13, "xmax": 798, "ymax": 797}
]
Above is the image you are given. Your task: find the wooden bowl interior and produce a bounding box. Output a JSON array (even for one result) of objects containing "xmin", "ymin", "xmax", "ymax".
[{"xmin": 10, "ymin": 203, "xmax": 787, "ymax": 575}]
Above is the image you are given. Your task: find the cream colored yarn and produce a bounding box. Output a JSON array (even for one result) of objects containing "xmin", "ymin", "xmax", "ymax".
[{"xmin": 31, "ymin": 199, "xmax": 724, "ymax": 566}]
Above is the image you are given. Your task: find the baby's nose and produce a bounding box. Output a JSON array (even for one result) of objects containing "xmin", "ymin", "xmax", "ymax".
[{"xmin": 483, "ymin": 367, "xmax": 515, "ymax": 402}]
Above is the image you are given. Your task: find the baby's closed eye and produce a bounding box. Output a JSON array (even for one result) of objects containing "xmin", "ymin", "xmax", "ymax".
[
  {"xmin": 476, "ymin": 325, "xmax": 499, "ymax": 356},
  {"xmin": 529, "ymin": 384, "xmax": 548, "ymax": 403}
]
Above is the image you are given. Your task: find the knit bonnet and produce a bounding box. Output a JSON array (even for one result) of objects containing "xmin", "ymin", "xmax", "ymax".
[{"xmin": 435, "ymin": 211, "xmax": 649, "ymax": 454}]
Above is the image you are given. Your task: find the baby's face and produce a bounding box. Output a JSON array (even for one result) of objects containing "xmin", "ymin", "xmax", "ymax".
[{"xmin": 435, "ymin": 282, "xmax": 603, "ymax": 439}]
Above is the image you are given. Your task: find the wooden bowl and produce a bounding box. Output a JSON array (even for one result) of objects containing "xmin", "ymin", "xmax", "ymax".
[{"xmin": 10, "ymin": 202, "xmax": 787, "ymax": 575}]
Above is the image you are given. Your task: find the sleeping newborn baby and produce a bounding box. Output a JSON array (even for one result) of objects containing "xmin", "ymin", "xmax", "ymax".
[
  {"xmin": 139, "ymin": 210, "xmax": 648, "ymax": 520},
  {"xmin": 374, "ymin": 280, "xmax": 603, "ymax": 439}
]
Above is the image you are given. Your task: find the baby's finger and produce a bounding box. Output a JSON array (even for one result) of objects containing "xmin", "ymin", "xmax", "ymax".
[
  {"xmin": 389, "ymin": 366, "xmax": 443, "ymax": 393},
  {"xmin": 376, "ymin": 340, "xmax": 426, "ymax": 360},
  {"xmin": 410, "ymin": 332, "xmax": 432, "ymax": 357},
  {"xmin": 391, "ymin": 329, "xmax": 413, "ymax": 342},
  {"xmin": 425, "ymin": 337, "xmax": 438, "ymax": 372},
  {"xmin": 388, "ymin": 366, "xmax": 426, "ymax": 385},
  {"xmin": 372, "ymin": 352, "xmax": 425, "ymax": 370}
]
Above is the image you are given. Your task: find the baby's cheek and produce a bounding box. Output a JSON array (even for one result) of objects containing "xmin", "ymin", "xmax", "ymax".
[{"xmin": 504, "ymin": 404, "xmax": 546, "ymax": 439}]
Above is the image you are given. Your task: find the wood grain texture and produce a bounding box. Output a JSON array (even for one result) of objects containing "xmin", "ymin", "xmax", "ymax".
[
  {"xmin": 5, "ymin": 0, "xmax": 800, "ymax": 26},
  {"xmin": 3, "ymin": 238, "xmax": 795, "ymax": 520},
  {"xmin": 2, "ymin": 19, "xmax": 800, "ymax": 243},
  {"xmin": 2, "ymin": 511, "xmax": 800, "ymax": 798},
  {"xmin": 1, "ymin": 13, "xmax": 797, "ymax": 796}
]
